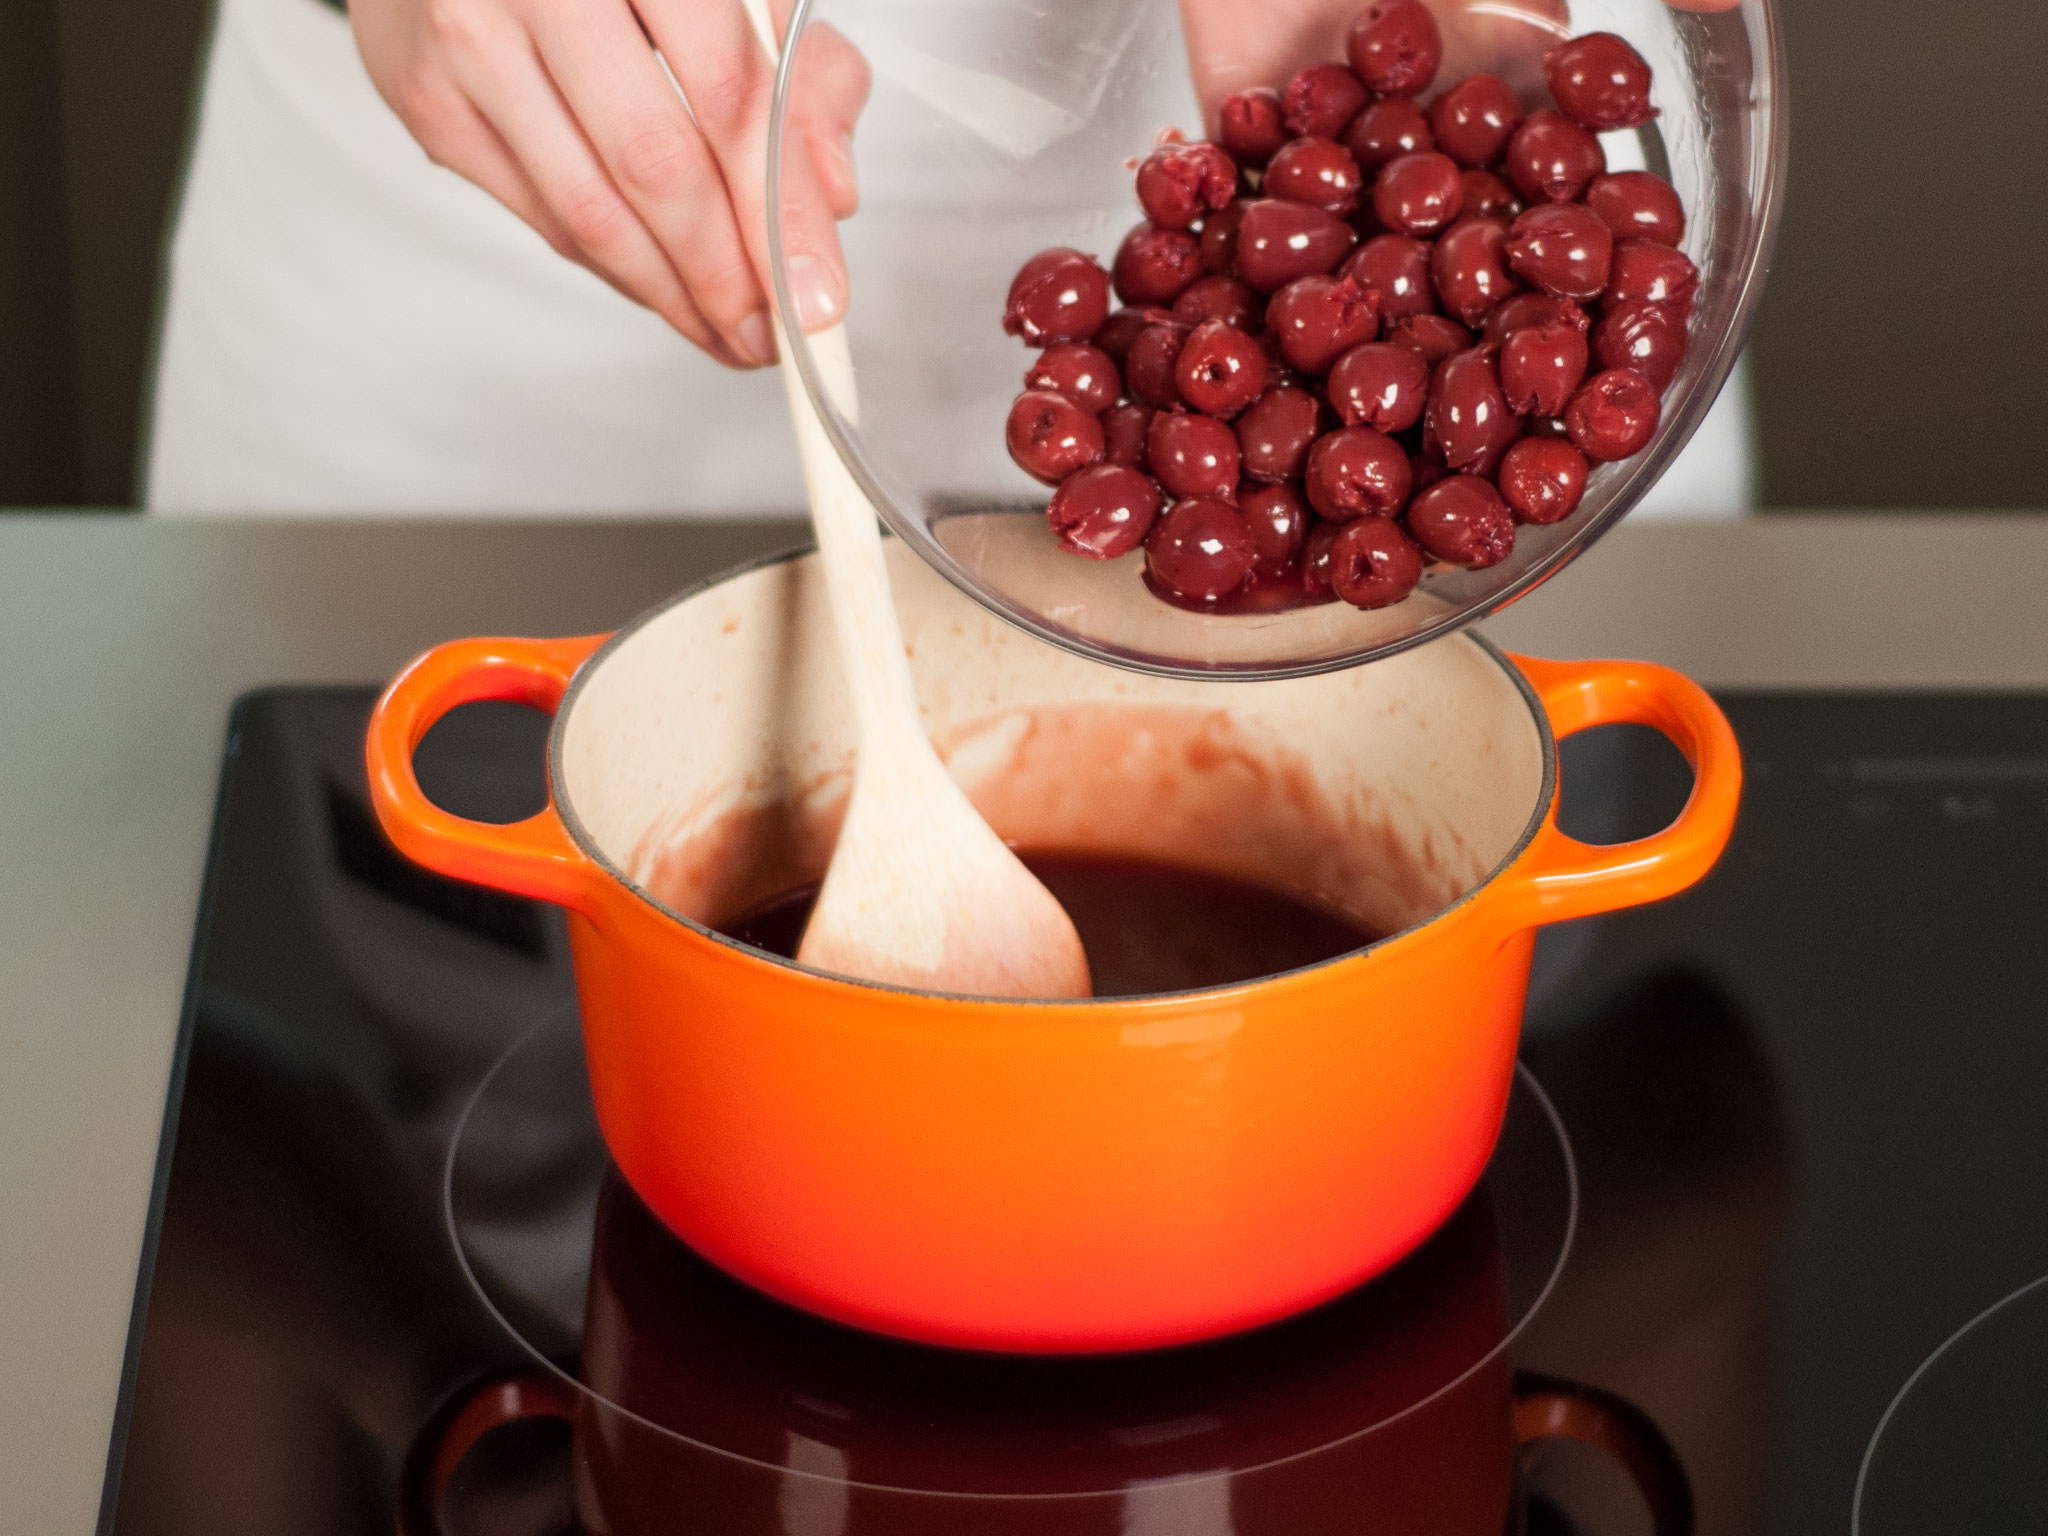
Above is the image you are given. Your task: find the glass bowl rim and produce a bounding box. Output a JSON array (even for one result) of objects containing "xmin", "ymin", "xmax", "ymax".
[{"xmin": 765, "ymin": 0, "xmax": 1789, "ymax": 681}]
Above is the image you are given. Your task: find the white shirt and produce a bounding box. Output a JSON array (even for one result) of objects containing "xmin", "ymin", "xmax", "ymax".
[{"xmin": 146, "ymin": 0, "xmax": 1751, "ymax": 519}]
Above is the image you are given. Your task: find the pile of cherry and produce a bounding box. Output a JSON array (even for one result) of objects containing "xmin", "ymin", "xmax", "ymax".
[{"xmin": 1001, "ymin": 0, "xmax": 1696, "ymax": 612}]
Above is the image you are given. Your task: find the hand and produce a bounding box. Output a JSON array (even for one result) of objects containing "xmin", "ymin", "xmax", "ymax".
[
  {"xmin": 354, "ymin": 0, "xmax": 871, "ymax": 368},
  {"xmin": 1180, "ymin": 0, "xmax": 1740, "ymax": 129}
]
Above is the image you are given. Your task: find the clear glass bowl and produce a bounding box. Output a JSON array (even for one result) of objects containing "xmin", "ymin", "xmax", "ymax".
[{"xmin": 768, "ymin": 0, "xmax": 1785, "ymax": 679}]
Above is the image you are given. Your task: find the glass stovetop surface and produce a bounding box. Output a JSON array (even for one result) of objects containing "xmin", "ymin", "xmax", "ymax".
[
  {"xmin": 99, "ymin": 687, "xmax": 2048, "ymax": 1535},
  {"xmin": 444, "ymin": 1011, "xmax": 1576, "ymax": 1494}
]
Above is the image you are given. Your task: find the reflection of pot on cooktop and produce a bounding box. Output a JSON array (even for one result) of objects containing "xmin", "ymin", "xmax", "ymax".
[
  {"xmin": 585, "ymin": 1166, "xmax": 1519, "ymax": 1500},
  {"xmin": 406, "ymin": 1021, "xmax": 1690, "ymax": 1535},
  {"xmin": 573, "ymin": 1171, "xmax": 1690, "ymax": 1536}
]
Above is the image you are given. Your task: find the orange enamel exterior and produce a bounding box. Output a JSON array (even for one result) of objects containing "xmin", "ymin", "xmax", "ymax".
[{"xmin": 367, "ymin": 637, "xmax": 1739, "ymax": 1354}]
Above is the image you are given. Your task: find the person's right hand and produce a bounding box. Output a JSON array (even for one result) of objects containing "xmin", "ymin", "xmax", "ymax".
[{"xmin": 354, "ymin": 0, "xmax": 871, "ymax": 369}]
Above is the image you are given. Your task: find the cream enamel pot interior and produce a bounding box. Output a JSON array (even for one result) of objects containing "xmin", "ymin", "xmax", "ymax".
[{"xmin": 366, "ymin": 543, "xmax": 1739, "ymax": 1352}]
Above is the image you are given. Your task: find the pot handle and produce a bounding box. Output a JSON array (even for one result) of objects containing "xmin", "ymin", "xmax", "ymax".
[
  {"xmin": 395, "ymin": 1368, "xmax": 578, "ymax": 1536},
  {"xmin": 1492, "ymin": 654, "xmax": 1741, "ymax": 934},
  {"xmin": 365, "ymin": 634, "xmax": 609, "ymax": 912},
  {"xmin": 1514, "ymin": 1371, "xmax": 1694, "ymax": 1536}
]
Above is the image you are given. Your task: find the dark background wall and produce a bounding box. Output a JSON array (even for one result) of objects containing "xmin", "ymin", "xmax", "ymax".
[
  {"xmin": 0, "ymin": 0, "xmax": 212, "ymax": 507},
  {"xmin": 0, "ymin": 0, "xmax": 2042, "ymax": 510},
  {"xmin": 1746, "ymin": 0, "xmax": 2048, "ymax": 509}
]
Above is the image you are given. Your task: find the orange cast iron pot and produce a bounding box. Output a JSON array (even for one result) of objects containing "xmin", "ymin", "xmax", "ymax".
[{"xmin": 365, "ymin": 551, "xmax": 1740, "ymax": 1354}]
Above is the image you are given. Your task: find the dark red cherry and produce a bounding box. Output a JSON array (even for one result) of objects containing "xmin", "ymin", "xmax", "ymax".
[
  {"xmin": 1024, "ymin": 342, "xmax": 1120, "ymax": 414},
  {"xmin": 1565, "ymin": 368, "xmax": 1660, "ymax": 460},
  {"xmin": 1342, "ymin": 98, "xmax": 1434, "ymax": 175},
  {"xmin": 1327, "ymin": 341, "xmax": 1430, "ymax": 432},
  {"xmin": 1425, "ymin": 348, "xmax": 1515, "ymax": 475},
  {"xmin": 1498, "ymin": 437, "xmax": 1589, "ymax": 525},
  {"xmin": 1047, "ymin": 465, "xmax": 1163, "ymax": 557},
  {"xmin": 1239, "ymin": 482, "xmax": 1313, "ymax": 572},
  {"xmin": 1172, "ymin": 275, "xmax": 1265, "ymax": 333},
  {"xmin": 1236, "ymin": 385, "xmax": 1326, "ymax": 481},
  {"xmin": 1347, "ymin": 0, "xmax": 1443, "ymax": 97},
  {"xmin": 1498, "ymin": 323, "xmax": 1589, "ymax": 416},
  {"xmin": 1302, "ymin": 518, "xmax": 1343, "ymax": 592},
  {"xmin": 1174, "ymin": 319, "xmax": 1268, "ymax": 418},
  {"xmin": 1234, "ymin": 200, "xmax": 1358, "ymax": 291},
  {"xmin": 1505, "ymin": 203, "xmax": 1613, "ymax": 300},
  {"xmin": 1123, "ymin": 320, "xmax": 1191, "ymax": 408},
  {"xmin": 1372, "ymin": 152, "xmax": 1464, "ymax": 237},
  {"xmin": 1006, "ymin": 389, "xmax": 1104, "ymax": 484},
  {"xmin": 1135, "ymin": 142, "xmax": 1238, "ymax": 230},
  {"xmin": 1219, "ymin": 89, "xmax": 1290, "ymax": 168},
  {"xmin": 1405, "ymin": 475, "xmax": 1515, "ymax": 566},
  {"xmin": 1093, "ymin": 306, "xmax": 1172, "ymax": 363},
  {"xmin": 1410, "ymin": 451, "xmax": 1449, "ymax": 495},
  {"xmin": 1147, "ymin": 409, "xmax": 1241, "ymax": 497},
  {"xmin": 1265, "ymin": 137, "xmax": 1365, "ymax": 216},
  {"xmin": 1482, "ymin": 292, "xmax": 1587, "ymax": 344},
  {"xmin": 1604, "ymin": 239, "xmax": 1700, "ymax": 311},
  {"xmin": 1113, "ymin": 223, "xmax": 1203, "ymax": 307},
  {"xmin": 1343, "ymin": 234, "xmax": 1435, "ymax": 320},
  {"xmin": 1592, "ymin": 299, "xmax": 1688, "ymax": 390},
  {"xmin": 1101, "ymin": 401, "xmax": 1155, "ymax": 469},
  {"xmin": 1306, "ymin": 426, "xmax": 1413, "ymax": 520},
  {"xmin": 1503, "ymin": 109, "xmax": 1605, "ymax": 204},
  {"xmin": 1265, "ymin": 274, "xmax": 1380, "ymax": 374},
  {"xmin": 1386, "ymin": 312, "xmax": 1473, "ymax": 367},
  {"xmin": 1200, "ymin": 201, "xmax": 1252, "ymax": 274},
  {"xmin": 1430, "ymin": 216, "xmax": 1520, "ymax": 327},
  {"xmin": 1283, "ymin": 63, "xmax": 1370, "ymax": 140},
  {"xmin": 1429, "ymin": 74, "xmax": 1523, "ymax": 169},
  {"xmin": 1546, "ymin": 33, "xmax": 1656, "ymax": 131},
  {"xmin": 1145, "ymin": 496, "xmax": 1256, "ymax": 600},
  {"xmin": 1585, "ymin": 172, "xmax": 1685, "ymax": 246},
  {"xmin": 1460, "ymin": 169, "xmax": 1523, "ymax": 220},
  {"xmin": 1328, "ymin": 516, "xmax": 1424, "ymax": 608},
  {"xmin": 1003, "ymin": 248, "xmax": 1111, "ymax": 346}
]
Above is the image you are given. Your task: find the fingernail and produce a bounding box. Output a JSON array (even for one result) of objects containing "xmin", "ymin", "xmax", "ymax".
[
  {"xmin": 788, "ymin": 252, "xmax": 846, "ymax": 332},
  {"xmin": 820, "ymin": 132, "xmax": 859, "ymax": 208},
  {"xmin": 734, "ymin": 310, "xmax": 778, "ymax": 367}
]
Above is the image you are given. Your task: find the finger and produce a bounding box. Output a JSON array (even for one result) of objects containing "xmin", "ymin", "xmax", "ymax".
[
  {"xmin": 638, "ymin": 0, "xmax": 853, "ymax": 333},
  {"xmin": 807, "ymin": 124, "xmax": 858, "ymax": 222},
  {"xmin": 397, "ymin": 79, "xmax": 578, "ymax": 256},
  {"xmin": 1180, "ymin": 0, "xmax": 1350, "ymax": 120},
  {"xmin": 451, "ymin": 21, "xmax": 735, "ymax": 360},
  {"xmin": 790, "ymin": 22, "xmax": 871, "ymax": 218},
  {"xmin": 740, "ymin": 0, "xmax": 865, "ymax": 220},
  {"xmin": 525, "ymin": 0, "xmax": 777, "ymax": 365},
  {"xmin": 400, "ymin": 72, "xmax": 734, "ymax": 362}
]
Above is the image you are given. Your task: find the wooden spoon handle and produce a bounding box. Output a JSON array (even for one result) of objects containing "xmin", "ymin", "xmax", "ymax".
[
  {"xmin": 738, "ymin": 0, "xmax": 927, "ymax": 765},
  {"xmin": 769, "ymin": 318, "xmax": 926, "ymax": 766}
]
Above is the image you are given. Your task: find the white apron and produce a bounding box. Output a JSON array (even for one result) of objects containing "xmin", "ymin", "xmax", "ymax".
[{"xmin": 145, "ymin": 0, "xmax": 1750, "ymax": 518}]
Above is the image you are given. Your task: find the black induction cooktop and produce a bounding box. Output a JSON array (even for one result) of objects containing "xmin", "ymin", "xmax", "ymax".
[{"xmin": 95, "ymin": 685, "xmax": 2048, "ymax": 1536}]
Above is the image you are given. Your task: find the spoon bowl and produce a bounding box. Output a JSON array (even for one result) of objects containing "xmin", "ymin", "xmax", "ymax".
[{"xmin": 762, "ymin": 285, "xmax": 1090, "ymax": 998}]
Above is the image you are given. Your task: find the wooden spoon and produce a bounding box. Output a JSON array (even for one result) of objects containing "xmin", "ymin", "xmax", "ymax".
[
  {"xmin": 727, "ymin": 1, "xmax": 1087, "ymax": 998},
  {"xmin": 766, "ymin": 321, "xmax": 1090, "ymax": 998}
]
